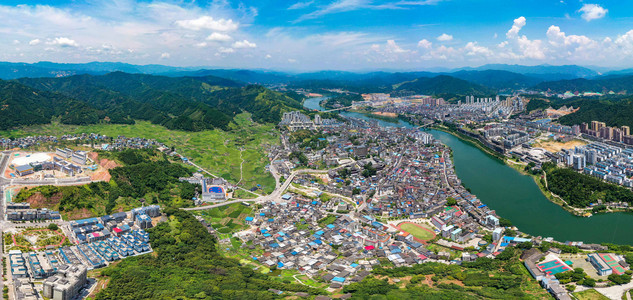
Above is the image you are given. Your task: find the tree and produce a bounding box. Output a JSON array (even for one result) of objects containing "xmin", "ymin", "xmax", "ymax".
[
  {"xmin": 608, "ymin": 273, "xmax": 632, "ymax": 285},
  {"xmin": 503, "ymin": 229, "xmax": 516, "ymax": 237},
  {"xmin": 446, "ymin": 197, "xmax": 457, "ymax": 206},
  {"xmin": 516, "ymin": 241, "xmax": 532, "ymax": 250},
  {"xmin": 47, "ymin": 223, "xmax": 59, "ymax": 231},
  {"xmin": 581, "ymin": 277, "xmax": 596, "ymax": 287},
  {"xmin": 499, "ymin": 218, "xmax": 513, "ymax": 228},
  {"xmin": 566, "ymin": 284, "xmax": 576, "ymax": 292}
]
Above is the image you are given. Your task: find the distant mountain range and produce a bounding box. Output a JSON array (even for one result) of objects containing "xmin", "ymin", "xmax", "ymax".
[{"xmin": 2, "ymin": 61, "xmax": 633, "ymax": 97}]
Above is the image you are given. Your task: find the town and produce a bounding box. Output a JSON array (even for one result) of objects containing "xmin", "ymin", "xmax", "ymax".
[{"xmin": 1, "ymin": 98, "xmax": 633, "ymax": 299}]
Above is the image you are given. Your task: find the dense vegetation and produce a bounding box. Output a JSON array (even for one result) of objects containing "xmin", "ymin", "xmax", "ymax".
[
  {"xmin": 10, "ymin": 72, "xmax": 304, "ymax": 131},
  {"xmin": 0, "ymin": 80, "xmax": 103, "ymax": 130},
  {"xmin": 534, "ymin": 75, "xmax": 633, "ymax": 94},
  {"xmin": 345, "ymin": 247, "xmax": 549, "ymax": 299},
  {"xmin": 557, "ymin": 98, "xmax": 633, "ymax": 128},
  {"xmin": 95, "ymin": 208, "xmax": 322, "ymax": 299},
  {"xmin": 449, "ymin": 70, "xmax": 543, "ymax": 91},
  {"xmin": 290, "ymin": 130, "xmax": 329, "ymax": 150},
  {"xmin": 543, "ymin": 163, "xmax": 633, "ymax": 207},
  {"xmin": 320, "ymin": 94, "xmax": 363, "ymax": 110},
  {"xmin": 395, "ymin": 75, "xmax": 494, "ymax": 96},
  {"xmin": 13, "ymin": 149, "xmax": 197, "ymax": 219}
]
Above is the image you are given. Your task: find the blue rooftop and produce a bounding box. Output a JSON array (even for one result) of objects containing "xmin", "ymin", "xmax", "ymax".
[{"xmin": 332, "ymin": 277, "xmax": 346, "ymax": 283}]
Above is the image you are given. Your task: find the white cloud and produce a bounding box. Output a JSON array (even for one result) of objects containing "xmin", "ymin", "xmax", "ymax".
[
  {"xmin": 175, "ymin": 16, "xmax": 238, "ymax": 31},
  {"xmin": 206, "ymin": 32, "xmax": 232, "ymax": 42},
  {"xmin": 506, "ymin": 16, "xmax": 526, "ymax": 39},
  {"xmin": 288, "ymin": 1, "xmax": 314, "ymax": 10},
  {"xmin": 464, "ymin": 42, "xmax": 492, "ymax": 57},
  {"xmin": 160, "ymin": 52, "xmax": 170, "ymax": 59},
  {"xmin": 386, "ymin": 40, "xmax": 409, "ymax": 53},
  {"xmin": 417, "ymin": 39, "xmax": 432, "ymax": 49},
  {"xmin": 265, "ymin": 54, "xmax": 272, "ymax": 59},
  {"xmin": 579, "ymin": 4, "xmax": 607, "ymax": 22},
  {"xmin": 367, "ymin": 40, "xmax": 415, "ymax": 62},
  {"xmin": 28, "ymin": 39, "xmax": 41, "ymax": 46},
  {"xmin": 232, "ymin": 40, "xmax": 256, "ymax": 48},
  {"xmin": 437, "ymin": 33, "xmax": 453, "ymax": 42},
  {"xmin": 288, "ymin": 58, "xmax": 297, "ymax": 63},
  {"xmin": 218, "ymin": 47, "xmax": 235, "ymax": 53},
  {"xmin": 48, "ymin": 37, "xmax": 78, "ymax": 47},
  {"xmin": 296, "ymin": 0, "xmax": 443, "ymax": 22}
]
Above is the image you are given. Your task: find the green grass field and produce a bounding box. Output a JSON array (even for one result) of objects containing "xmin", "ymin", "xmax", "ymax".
[
  {"xmin": 0, "ymin": 113, "xmax": 279, "ymax": 194},
  {"xmin": 399, "ymin": 222, "xmax": 435, "ymax": 241},
  {"xmin": 572, "ymin": 289, "xmax": 609, "ymax": 300},
  {"xmin": 192, "ymin": 203, "xmax": 254, "ymax": 234}
]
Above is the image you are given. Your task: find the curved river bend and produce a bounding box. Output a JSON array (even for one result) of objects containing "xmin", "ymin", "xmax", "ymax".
[{"xmin": 304, "ymin": 97, "xmax": 633, "ymax": 245}]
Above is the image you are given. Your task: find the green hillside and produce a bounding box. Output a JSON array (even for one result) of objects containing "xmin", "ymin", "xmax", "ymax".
[
  {"xmin": 395, "ymin": 75, "xmax": 494, "ymax": 95},
  {"xmin": 0, "ymin": 80, "xmax": 102, "ymax": 130},
  {"xmin": 12, "ymin": 72, "xmax": 304, "ymax": 131}
]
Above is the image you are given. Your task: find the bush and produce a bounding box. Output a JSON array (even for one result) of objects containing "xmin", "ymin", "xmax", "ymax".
[
  {"xmin": 608, "ymin": 273, "xmax": 632, "ymax": 285},
  {"xmin": 581, "ymin": 277, "xmax": 596, "ymax": 287},
  {"xmin": 47, "ymin": 223, "xmax": 59, "ymax": 231}
]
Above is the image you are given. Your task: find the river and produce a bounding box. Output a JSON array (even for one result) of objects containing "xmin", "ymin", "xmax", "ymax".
[{"xmin": 304, "ymin": 97, "xmax": 633, "ymax": 245}]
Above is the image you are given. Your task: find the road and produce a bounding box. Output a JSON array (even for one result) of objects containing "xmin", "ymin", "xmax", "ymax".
[
  {"xmin": 183, "ymin": 159, "xmax": 362, "ymax": 211},
  {"xmin": 187, "ymin": 160, "xmax": 263, "ymax": 197}
]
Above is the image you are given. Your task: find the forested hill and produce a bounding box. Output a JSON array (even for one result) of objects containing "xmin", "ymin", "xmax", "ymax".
[
  {"xmin": 395, "ymin": 75, "xmax": 494, "ymax": 95},
  {"xmin": 533, "ymin": 75, "xmax": 633, "ymax": 94},
  {"xmin": 557, "ymin": 98, "xmax": 633, "ymax": 128},
  {"xmin": 11, "ymin": 72, "xmax": 304, "ymax": 131},
  {"xmin": 0, "ymin": 79, "xmax": 102, "ymax": 130}
]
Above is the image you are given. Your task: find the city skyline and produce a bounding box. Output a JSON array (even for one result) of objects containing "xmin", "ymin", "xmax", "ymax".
[{"xmin": 1, "ymin": 0, "xmax": 633, "ymax": 70}]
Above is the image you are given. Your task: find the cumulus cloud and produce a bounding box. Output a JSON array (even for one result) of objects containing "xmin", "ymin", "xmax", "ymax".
[
  {"xmin": 437, "ymin": 33, "xmax": 453, "ymax": 41},
  {"xmin": 28, "ymin": 39, "xmax": 41, "ymax": 46},
  {"xmin": 417, "ymin": 39, "xmax": 432, "ymax": 49},
  {"xmin": 506, "ymin": 16, "xmax": 526, "ymax": 39},
  {"xmin": 48, "ymin": 37, "xmax": 78, "ymax": 47},
  {"xmin": 385, "ymin": 40, "xmax": 409, "ymax": 53},
  {"xmin": 175, "ymin": 16, "xmax": 238, "ymax": 31},
  {"xmin": 464, "ymin": 42, "xmax": 493, "ymax": 57},
  {"xmin": 160, "ymin": 52, "xmax": 170, "ymax": 59},
  {"xmin": 206, "ymin": 32, "xmax": 232, "ymax": 42},
  {"xmin": 232, "ymin": 40, "xmax": 256, "ymax": 48},
  {"xmin": 579, "ymin": 4, "xmax": 607, "ymax": 21}
]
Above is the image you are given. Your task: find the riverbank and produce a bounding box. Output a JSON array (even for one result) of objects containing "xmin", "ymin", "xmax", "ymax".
[
  {"xmin": 429, "ymin": 125, "xmax": 505, "ymax": 161},
  {"xmin": 504, "ymin": 161, "xmax": 590, "ymax": 216},
  {"xmin": 432, "ymin": 124, "xmax": 597, "ymax": 217}
]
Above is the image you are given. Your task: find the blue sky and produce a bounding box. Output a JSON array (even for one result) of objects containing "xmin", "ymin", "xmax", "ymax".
[{"xmin": 1, "ymin": 0, "xmax": 632, "ymax": 70}]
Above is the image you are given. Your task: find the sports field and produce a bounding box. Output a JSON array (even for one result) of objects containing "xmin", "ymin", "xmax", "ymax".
[{"xmin": 398, "ymin": 222, "xmax": 436, "ymax": 242}]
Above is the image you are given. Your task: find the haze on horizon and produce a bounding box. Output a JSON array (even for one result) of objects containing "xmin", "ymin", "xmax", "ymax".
[{"xmin": 2, "ymin": 0, "xmax": 633, "ymax": 71}]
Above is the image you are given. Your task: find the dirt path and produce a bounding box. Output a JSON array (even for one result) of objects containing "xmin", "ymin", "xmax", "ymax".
[{"xmin": 237, "ymin": 148, "xmax": 245, "ymax": 185}]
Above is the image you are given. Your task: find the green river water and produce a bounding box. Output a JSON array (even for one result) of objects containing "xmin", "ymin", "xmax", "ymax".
[{"xmin": 304, "ymin": 97, "xmax": 633, "ymax": 245}]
